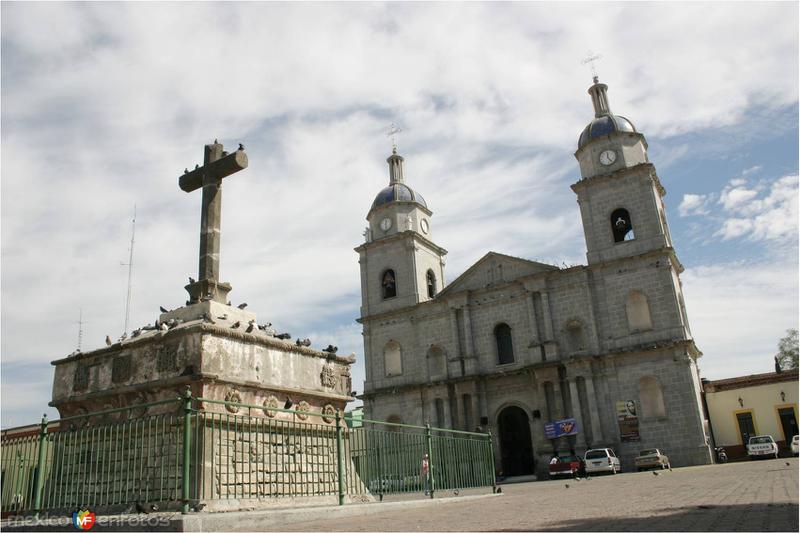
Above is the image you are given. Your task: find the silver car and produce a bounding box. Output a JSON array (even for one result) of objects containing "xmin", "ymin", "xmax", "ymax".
[{"xmin": 584, "ymin": 448, "xmax": 621, "ymax": 475}]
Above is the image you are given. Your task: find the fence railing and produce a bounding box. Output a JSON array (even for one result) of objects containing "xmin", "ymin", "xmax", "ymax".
[{"xmin": 1, "ymin": 389, "xmax": 495, "ymax": 516}]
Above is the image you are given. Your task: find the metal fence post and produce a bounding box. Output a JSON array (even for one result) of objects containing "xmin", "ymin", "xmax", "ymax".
[
  {"xmin": 33, "ymin": 413, "xmax": 48, "ymax": 516},
  {"xmin": 487, "ymin": 430, "xmax": 497, "ymax": 493},
  {"xmin": 425, "ymin": 424, "xmax": 435, "ymax": 499},
  {"xmin": 181, "ymin": 386, "xmax": 192, "ymax": 514},
  {"xmin": 335, "ymin": 411, "xmax": 345, "ymax": 506}
]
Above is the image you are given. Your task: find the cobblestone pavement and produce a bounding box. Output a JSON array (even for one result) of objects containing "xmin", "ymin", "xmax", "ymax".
[{"xmin": 272, "ymin": 458, "xmax": 798, "ymax": 531}]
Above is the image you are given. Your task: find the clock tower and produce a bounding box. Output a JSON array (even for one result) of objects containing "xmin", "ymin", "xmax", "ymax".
[
  {"xmin": 355, "ymin": 149, "xmax": 447, "ymax": 318},
  {"xmin": 572, "ymin": 77, "xmax": 674, "ymax": 266}
]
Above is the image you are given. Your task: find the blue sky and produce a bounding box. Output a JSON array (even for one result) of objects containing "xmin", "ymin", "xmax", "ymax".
[{"xmin": 1, "ymin": 2, "xmax": 798, "ymax": 427}]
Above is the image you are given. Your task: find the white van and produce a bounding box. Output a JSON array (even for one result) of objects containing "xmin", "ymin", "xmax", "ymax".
[
  {"xmin": 584, "ymin": 448, "xmax": 621, "ymax": 475},
  {"xmin": 747, "ymin": 435, "xmax": 779, "ymax": 459}
]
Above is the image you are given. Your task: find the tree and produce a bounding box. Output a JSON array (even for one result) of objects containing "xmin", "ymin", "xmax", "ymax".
[{"xmin": 776, "ymin": 328, "xmax": 798, "ymax": 371}]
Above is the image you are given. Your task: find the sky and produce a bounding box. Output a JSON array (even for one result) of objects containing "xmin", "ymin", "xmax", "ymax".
[{"xmin": 1, "ymin": 2, "xmax": 798, "ymax": 428}]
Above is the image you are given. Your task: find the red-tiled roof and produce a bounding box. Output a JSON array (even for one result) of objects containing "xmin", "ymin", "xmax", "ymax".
[{"xmin": 703, "ymin": 369, "xmax": 798, "ymax": 392}]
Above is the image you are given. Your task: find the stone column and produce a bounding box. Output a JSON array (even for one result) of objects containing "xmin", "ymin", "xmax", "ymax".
[
  {"xmin": 526, "ymin": 292, "xmax": 540, "ymax": 344},
  {"xmin": 540, "ymin": 291, "xmax": 554, "ymax": 341},
  {"xmin": 449, "ymin": 308, "xmax": 461, "ymax": 357},
  {"xmin": 463, "ymin": 305, "xmax": 475, "ymax": 358},
  {"xmin": 584, "ymin": 375, "xmax": 604, "ymax": 443},
  {"xmin": 568, "ymin": 378, "xmax": 587, "ymax": 450}
]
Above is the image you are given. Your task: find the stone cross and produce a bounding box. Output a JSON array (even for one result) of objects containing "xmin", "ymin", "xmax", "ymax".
[
  {"xmin": 178, "ymin": 140, "xmax": 248, "ymax": 304},
  {"xmin": 581, "ymin": 50, "xmax": 603, "ymax": 82}
]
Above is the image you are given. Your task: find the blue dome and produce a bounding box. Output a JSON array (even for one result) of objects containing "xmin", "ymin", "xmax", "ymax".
[
  {"xmin": 371, "ymin": 183, "xmax": 427, "ymax": 211},
  {"xmin": 578, "ymin": 115, "xmax": 636, "ymax": 149}
]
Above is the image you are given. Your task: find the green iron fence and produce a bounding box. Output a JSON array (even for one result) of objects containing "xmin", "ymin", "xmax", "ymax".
[{"xmin": 1, "ymin": 391, "xmax": 495, "ymax": 517}]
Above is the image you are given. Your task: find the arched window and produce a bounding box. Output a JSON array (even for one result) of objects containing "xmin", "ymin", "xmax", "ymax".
[
  {"xmin": 611, "ymin": 208, "xmax": 634, "ymax": 242},
  {"xmin": 381, "ymin": 269, "xmax": 397, "ymax": 299},
  {"xmin": 426, "ymin": 269, "xmax": 437, "ymax": 298},
  {"xmin": 427, "ymin": 345, "xmax": 446, "ymax": 380},
  {"xmin": 626, "ymin": 291, "xmax": 653, "ymax": 332},
  {"xmin": 384, "ymin": 340, "xmax": 402, "ymax": 376},
  {"xmin": 565, "ymin": 319, "xmax": 586, "ymax": 352},
  {"xmin": 495, "ymin": 323, "xmax": 514, "ymax": 365},
  {"xmin": 639, "ymin": 376, "xmax": 666, "ymax": 418}
]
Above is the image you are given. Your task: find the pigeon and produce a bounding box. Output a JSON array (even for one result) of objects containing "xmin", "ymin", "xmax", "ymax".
[
  {"xmin": 284, "ymin": 398, "xmax": 293, "ymax": 409},
  {"xmin": 246, "ymin": 320, "xmax": 256, "ymax": 333},
  {"xmin": 203, "ymin": 312, "xmax": 216, "ymax": 324},
  {"xmin": 217, "ymin": 313, "xmax": 229, "ymax": 320},
  {"xmin": 275, "ymin": 332, "xmax": 292, "ymax": 340},
  {"xmin": 495, "ymin": 487, "xmax": 502, "ymax": 494},
  {"xmin": 214, "ymin": 138, "xmax": 218, "ymax": 144},
  {"xmin": 237, "ymin": 303, "xmax": 248, "ymax": 310},
  {"xmin": 132, "ymin": 329, "xmax": 142, "ymax": 338},
  {"xmin": 323, "ymin": 345, "xmax": 338, "ymax": 354},
  {"xmin": 564, "ymin": 484, "xmax": 569, "ymax": 489},
  {"xmin": 141, "ymin": 323, "xmax": 157, "ymax": 331},
  {"xmin": 135, "ymin": 501, "xmax": 155, "ymax": 514},
  {"xmin": 159, "ymin": 306, "xmax": 168, "ymax": 313},
  {"xmin": 257, "ymin": 323, "xmax": 272, "ymax": 330},
  {"xmin": 195, "ymin": 164, "xmax": 199, "ymax": 169},
  {"xmin": 786, "ymin": 462, "xmax": 791, "ymax": 466},
  {"xmin": 652, "ymin": 471, "xmax": 660, "ymax": 476},
  {"xmin": 160, "ymin": 322, "xmax": 169, "ymax": 331},
  {"xmin": 227, "ymin": 300, "xmax": 232, "ymax": 306},
  {"xmin": 193, "ymin": 503, "xmax": 206, "ymax": 512},
  {"xmin": 105, "ymin": 335, "xmax": 112, "ymax": 346},
  {"xmin": 296, "ymin": 338, "xmax": 311, "ymax": 347},
  {"xmin": 119, "ymin": 333, "xmax": 128, "ymax": 341},
  {"xmin": 231, "ymin": 321, "xmax": 241, "ymax": 329},
  {"xmin": 221, "ymin": 151, "xmax": 228, "ymax": 157},
  {"xmin": 184, "ymin": 168, "xmax": 189, "ymax": 174},
  {"xmin": 453, "ymin": 489, "xmax": 460, "ymax": 496},
  {"xmin": 238, "ymin": 143, "xmax": 245, "ymax": 151},
  {"xmin": 188, "ymin": 277, "xmax": 196, "ymax": 284}
]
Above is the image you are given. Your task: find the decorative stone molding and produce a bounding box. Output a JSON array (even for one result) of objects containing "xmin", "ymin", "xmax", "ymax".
[
  {"xmin": 296, "ymin": 400, "xmax": 310, "ymax": 420},
  {"xmin": 322, "ymin": 404, "xmax": 336, "ymax": 424},
  {"xmin": 262, "ymin": 395, "xmax": 279, "ymax": 418},
  {"xmin": 225, "ymin": 389, "xmax": 243, "ymax": 413}
]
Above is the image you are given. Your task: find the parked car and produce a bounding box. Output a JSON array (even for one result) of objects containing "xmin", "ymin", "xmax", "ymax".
[
  {"xmin": 747, "ymin": 435, "xmax": 779, "ymax": 459},
  {"xmin": 367, "ymin": 475, "xmax": 405, "ymax": 492},
  {"xmin": 634, "ymin": 448, "xmax": 671, "ymax": 471},
  {"xmin": 548, "ymin": 455, "xmax": 585, "ymax": 478},
  {"xmin": 584, "ymin": 448, "xmax": 621, "ymax": 475},
  {"xmin": 791, "ymin": 435, "xmax": 798, "ymax": 456}
]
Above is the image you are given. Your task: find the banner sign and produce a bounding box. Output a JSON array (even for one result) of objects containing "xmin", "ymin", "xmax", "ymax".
[
  {"xmin": 616, "ymin": 400, "xmax": 640, "ymax": 442},
  {"xmin": 544, "ymin": 417, "xmax": 579, "ymax": 439}
]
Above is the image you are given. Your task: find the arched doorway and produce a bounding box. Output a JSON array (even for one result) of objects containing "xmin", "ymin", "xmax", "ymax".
[{"xmin": 497, "ymin": 406, "xmax": 535, "ymax": 476}]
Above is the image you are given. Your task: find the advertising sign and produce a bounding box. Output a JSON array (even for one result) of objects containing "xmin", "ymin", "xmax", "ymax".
[
  {"xmin": 544, "ymin": 417, "xmax": 579, "ymax": 439},
  {"xmin": 616, "ymin": 400, "xmax": 640, "ymax": 442}
]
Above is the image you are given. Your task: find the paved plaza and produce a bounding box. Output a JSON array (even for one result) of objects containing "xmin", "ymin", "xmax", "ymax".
[{"xmin": 272, "ymin": 458, "xmax": 798, "ymax": 531}]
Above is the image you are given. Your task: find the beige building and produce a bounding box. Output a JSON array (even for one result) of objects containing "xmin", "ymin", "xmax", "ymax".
[
  {"xmin": 703, "ymin": 369, "xmax": 798, "ymax": 459},
  {"xmin": 355, "ymin": 77, "xmax": 713, "ymax": 478}
]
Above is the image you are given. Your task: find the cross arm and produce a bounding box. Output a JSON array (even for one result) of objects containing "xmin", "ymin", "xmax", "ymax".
[{"xmin": 179, "ymin": 150, "xmax": 249, "ymax": 192}]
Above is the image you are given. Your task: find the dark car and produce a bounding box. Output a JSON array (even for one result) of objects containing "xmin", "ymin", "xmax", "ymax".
[{"xmin": 548, "ymin": 455, "xmax": 586, "ymax": 478}]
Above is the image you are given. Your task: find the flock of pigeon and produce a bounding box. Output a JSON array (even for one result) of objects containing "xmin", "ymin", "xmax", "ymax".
[{"xmin": 90, "ymin": 302, "xmax": 340, "ymax": 355}]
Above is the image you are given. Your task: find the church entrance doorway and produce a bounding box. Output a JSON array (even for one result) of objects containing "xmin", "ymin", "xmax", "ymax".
[{"xmin": 497, "ymin": 406, "xmax": 535, "ymax": 476}]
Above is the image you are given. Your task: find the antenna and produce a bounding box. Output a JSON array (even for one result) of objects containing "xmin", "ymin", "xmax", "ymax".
[
  {"xmin": 121, "ymin": 205, "xmax": 137, "ymax": 336},
  {"xmin": 77, "ymin": 308, "xmax": 84, "ymax": 351},
  {"xmin": 581, "ymin": 50, "xmax": 603, "ymax": 81}
]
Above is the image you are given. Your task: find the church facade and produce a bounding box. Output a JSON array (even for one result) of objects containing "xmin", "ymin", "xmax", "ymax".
[{"xmin": 355, "ymin": 78, "xmax": 713, "ymax": 478}]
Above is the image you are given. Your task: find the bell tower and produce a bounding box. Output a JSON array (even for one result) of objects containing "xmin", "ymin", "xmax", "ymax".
[
  {"xmin": 572, "ymin": 77, "xmax": 674, "ymax": 266},
  {"xmin": 355, "ymin": 149, "xmax": 447, "ymax": 318}
]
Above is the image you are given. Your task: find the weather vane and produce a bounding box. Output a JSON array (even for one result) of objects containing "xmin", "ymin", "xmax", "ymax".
[
  {"xmin": 387, "ymin": 123, "xmax": 402, "ymax": 153},
  {"xmin": 581, "ymin": 50, "xmax": 603, "ymax": 82}
]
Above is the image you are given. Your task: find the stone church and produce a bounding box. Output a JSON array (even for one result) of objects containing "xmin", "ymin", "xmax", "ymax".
[{"xmin": 355, "ymin": 78, "xmax": 713, "ymax": 478}]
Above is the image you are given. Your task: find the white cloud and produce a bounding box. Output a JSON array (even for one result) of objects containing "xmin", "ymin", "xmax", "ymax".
[
  {"xmin": 1, "ymin": 2, "xmax": 798, "ymax": 425},
  {"xmin": 714, "ymin": 175, "xmax": 798, "ymax": 242},
  {"xmin": 678, "ymin": 193, "xmax": 710, "ymax": 217},
  {"xmin": 682, "ymin": 260, "xmax": 799, "ymax": 379}
]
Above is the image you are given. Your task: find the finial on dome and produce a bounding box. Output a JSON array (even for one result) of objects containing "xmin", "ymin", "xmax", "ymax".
[{"xmin": 387, "ymin": 123, "xmax": 402, "ymax": 153}]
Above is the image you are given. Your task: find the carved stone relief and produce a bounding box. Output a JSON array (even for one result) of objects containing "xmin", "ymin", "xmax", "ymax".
[
  {"xmin": 262, "ymin": 395, "xmax": 279, "ymax": 418},
  {"xmin": 225, "ymin": 389, "xmax": 243, "ymax": 413},
  {"xmin": 296, "ymin": 401, "xmax": 310, "ymax": 420},
  {"xmin": 321, "ymin": 364, "xmax": 337, "ymax": 388},
  {"xmin": 322, "ymin": 404, "xmax": 336, "ymax": 424}
]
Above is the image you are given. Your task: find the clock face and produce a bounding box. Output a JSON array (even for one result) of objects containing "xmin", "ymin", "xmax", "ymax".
[
  {"xmin": 420, "ymin": 219, "xmax": 430, "ymax": 234},
  {"xmin": 380, "ymin": 217, "xmax": 392, "ymax": 231},
  {"xmin": 599, "ymin": 150, "xmax": 617, "ymax": 166}
]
